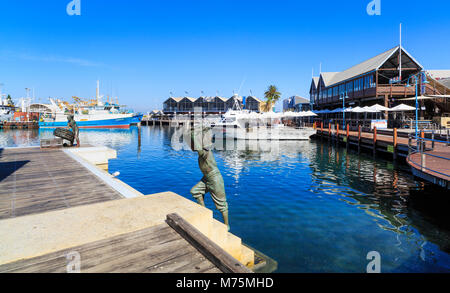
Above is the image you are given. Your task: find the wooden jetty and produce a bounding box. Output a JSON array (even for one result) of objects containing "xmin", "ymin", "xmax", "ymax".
[
  {"xmin": 314, "ymin": 124, "xmax": 413, "ymax": 159},
  {"xmin": 406, "ymin": 136, "xmax": 450, "ymax": 189},
  {"xmin": 314, "ymin": 123, "xmax": 450, "ymax": 189},
  {"xmin": 0, "ymin": 121, "xmax": 39, "ymax": 130},
  {"xmin": 0, "ymin": 146, "xmax": 261, "ymax": 273}
]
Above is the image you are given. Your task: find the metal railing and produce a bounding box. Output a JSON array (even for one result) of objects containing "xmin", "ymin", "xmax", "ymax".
[{"xmin": 408, "ymin": 133, "xmax": 450, "ymax": 179}]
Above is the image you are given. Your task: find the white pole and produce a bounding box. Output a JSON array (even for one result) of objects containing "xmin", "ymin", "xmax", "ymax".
[{"xmin": 399, "ymin": 23, "xmax": 402, "ymax": 81}]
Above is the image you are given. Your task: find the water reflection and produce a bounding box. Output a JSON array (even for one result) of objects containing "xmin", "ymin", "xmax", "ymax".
[
  {"xmin": 0, "ymin": 128, "xmax": 134, "ymax": 148},
  {"xmin": 1, "ymin": 125, "xmax": 449, "ymax": 272}
]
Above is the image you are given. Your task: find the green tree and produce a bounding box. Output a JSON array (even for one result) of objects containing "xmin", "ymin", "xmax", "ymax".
[
  {"xmin": 6, "ymin": 95, "xmax": 14, "ymax": 106},
  {"xmin": 263, "ymin": 85, "xmax": 281, "ymax": 112}
]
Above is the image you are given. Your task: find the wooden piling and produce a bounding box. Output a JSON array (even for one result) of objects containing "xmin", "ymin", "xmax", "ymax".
[
  {"xmin": 358, "ymin": 125, "xmax": 361, "ymax": 154},
  {"xmin": 336, "ymin": 124, "xmax": 340, "ymax": 143},
  {"xmin": 393, "ymin": 128, "xmax": 398, "ymax": 160},
  {"xmin": 373, "ymin": 127, "xmax": 377, "ymax": 157},
  {"xmin": 346, "ymin": 124, "xmax": 349, "ymax": 150}
]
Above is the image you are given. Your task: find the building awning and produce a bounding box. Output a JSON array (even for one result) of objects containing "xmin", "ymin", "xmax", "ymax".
[{"xmin": 397, "ymin": 95, "xmax": 450, "ymax": 101}]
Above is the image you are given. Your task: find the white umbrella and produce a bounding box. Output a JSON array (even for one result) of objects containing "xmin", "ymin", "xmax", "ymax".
[
  {"xmin": 282, "ymin": 111, "xmax": 299, "ymax": 118},
  {"xmin": 363, "ymin": 106, "xmax": 379, "ymax": 113},
  {"xmin": 344, "ymin": 107, "xmax": 353, "ymax": 113},
  {"xmin": 350, "ymin": 106, "xmax": 364, "ymax": 113},
  {"xmin": 368, "ymin": 104, "xmax": 390, "ymax": 111},
  {"xmin": 261, "ymin": 112, "xmax": 283, "ymax": 119},
  {"xmin": 304, "ymin": 111, "xmax": 318, "ymax": 117},
  {"xmin": 388, "ymin": 104, "xmax": 416, "ymax": 111}
]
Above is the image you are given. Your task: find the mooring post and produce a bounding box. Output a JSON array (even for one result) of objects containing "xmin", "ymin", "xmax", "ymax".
[
  {"xmin": 408, "ymin": 135, "xmax": 412, "ymax": 155},
  {"xmin": 373, "ymin": 127, "xmax": 377, "ymax": 157},
  {"xmin": 393, "ymin": 128, "xmax": 398, "ymax": 161},
  {"xmin": 432, "ymin": 130, "xmax": 435, "ymax": 150},
  {"xmin": 358, "ymin": 125, "xmax": 361, "ymax": 154},
  {"xmin": 421, "ymin": 130, "xmax": 425, "ymax": 151},
  {"xmin": 336, "ymin": 124, "xmax": 340, "ymax": 144},
  {"xmin": 346, "ymin": 124, "xmax": 349, "ymax": 150},
  {"xmin": 447, "ymin": 129, "xmax": 450, "ymax": 146},
  {"xmin": 420, "ymin": 134, "xmax": 425, "ymax": 172},
  {"xmin": 329, "ymin": 123, "xmax": 331, "ymax": 139}
]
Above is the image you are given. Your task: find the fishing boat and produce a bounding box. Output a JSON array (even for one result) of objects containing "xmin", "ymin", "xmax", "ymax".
[
  {"xmin": 0, "ymin": 105, "xmax": 14, "ymax": 122},
  {"xmin": 39, "ymin": 81, "xmax": 142, "ymax": 128}
]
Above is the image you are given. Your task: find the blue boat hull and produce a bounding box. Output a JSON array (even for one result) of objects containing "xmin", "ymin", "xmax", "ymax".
[
  {"xmin": 39, "ymin": 116, "xmax": 134, "ymax": 128},
  {"xmin": 131, "ymin": 114, "xmax": 143, "ymax": 124}
]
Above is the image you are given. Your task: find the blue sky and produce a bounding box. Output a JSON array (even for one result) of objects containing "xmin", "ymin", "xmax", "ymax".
[{"xmin": 1, "ymin": 0, "xmax": 449, "ymax": 112}]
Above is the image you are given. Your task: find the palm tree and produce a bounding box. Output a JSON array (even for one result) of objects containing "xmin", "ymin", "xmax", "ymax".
[{"xmin": 263, "ymin": 85, "xmax": 281, "ymax": 112}]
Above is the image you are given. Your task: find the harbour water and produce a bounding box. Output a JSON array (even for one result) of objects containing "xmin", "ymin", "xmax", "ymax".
[{"xmin": 1, "ymin": 126, "xmax": 449, "ymax": 273}]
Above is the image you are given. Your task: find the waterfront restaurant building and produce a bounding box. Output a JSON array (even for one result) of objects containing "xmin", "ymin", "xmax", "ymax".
[
  {"xmin": 162, "ymin": 94, "xmax": 264, "ymax": 114},
  {"xmin": 310, "ymin": 46, "xmax": 450, "ymax": 121}
]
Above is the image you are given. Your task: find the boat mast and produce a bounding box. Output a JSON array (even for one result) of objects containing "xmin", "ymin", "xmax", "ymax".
[{"xmin": 399, "ymin": 23, "xmax": 402, "ymax": 82}]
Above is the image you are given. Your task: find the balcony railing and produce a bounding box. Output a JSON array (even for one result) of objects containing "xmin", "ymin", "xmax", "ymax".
[{"xmin": 377, "ymin": 84, "xmax": 416, "ymax": 96}]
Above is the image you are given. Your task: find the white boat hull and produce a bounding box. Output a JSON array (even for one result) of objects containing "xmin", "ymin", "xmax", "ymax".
[{"xmin": 216, "ymin": 126, "xmax": 316, "ymax": 140}]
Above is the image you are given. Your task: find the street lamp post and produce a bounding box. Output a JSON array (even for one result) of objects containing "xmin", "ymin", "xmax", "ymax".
[
  {"xmin": 406, "ymin": 75, "xmax": 419, "ymax": 137},
  {"xmin": 341, "ymin": 91, "xmax": 347, "ymax": 129}
]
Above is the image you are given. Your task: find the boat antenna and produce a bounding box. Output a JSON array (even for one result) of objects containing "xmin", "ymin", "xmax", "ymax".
[{"xmin": 237, "ymin": 75, "xmax": 246, "ymax": 96}]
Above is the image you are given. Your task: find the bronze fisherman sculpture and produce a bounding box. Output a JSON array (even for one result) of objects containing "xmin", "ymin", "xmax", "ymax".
[
  {"xmin": 67, "ymin": 114, "xmax": 80, "ymax": 147},
  {"xmin": 188, "ymin": 126, "xmax": 230, "ymax": 231}
]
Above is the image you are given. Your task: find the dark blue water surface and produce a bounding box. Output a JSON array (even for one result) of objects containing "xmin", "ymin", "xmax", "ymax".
[{"xmin": 1, "ymin": 126, "xmax": 449, "ymax": 273}]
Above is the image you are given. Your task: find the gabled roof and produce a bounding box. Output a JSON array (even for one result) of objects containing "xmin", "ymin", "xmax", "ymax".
[
  {"xmin": 164, "ymin": 97, "xmax": 183, "ymax": 103},
  {"xmin": 246, "ymin": 95, "xmax": 263, "ymax": 102},
  {"xmin": 426, "ymin": 70, "xmax": 450, "ymax": 80},
  {"xmin": 182, "ymin": 97, "xmax": 197, "ymax": 102},
  {"xmin": 309, "ymin": 77, "xmax": 319, "ymax": 92},
  {"xmin": 292, "ymin": 96, "xmax": 309, "ymax": 104},
  {"xmin": 323, "ymin": 46, "xmax": 423, "ymax": 88},
  {"xmin": 215, "ymin": 96, "xmax": 228, "ymax": 102},
  {"xmin": 319, "ymin": 72, "xmax": 338, "ymax": 87},
  {"xmin": 313, "ymin": 77, "xmax": 319, "ymax": 87},
  {"xmin": 440, "ymin": 78, "xmax": 450, "ymax": 88}
]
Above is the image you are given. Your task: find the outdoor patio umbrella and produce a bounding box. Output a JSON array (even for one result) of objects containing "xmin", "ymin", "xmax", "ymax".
[
  {"xmin": 388, "ymin": 104, "xmax": 416, "ymax": 111},
  {"xmin": 303, "ymin": 111, "xmax": 318, "ymax": 117},
  {"xmin": 362, "ymin": 106, "xmax": 379, "ymax": 113},
  {"xmin": 350, "ymin": 106, "xmax": 364, "ymax": 113},
  {"xmin": 368, "ymin": 104, "xmax": 390, "ymax": 112}
]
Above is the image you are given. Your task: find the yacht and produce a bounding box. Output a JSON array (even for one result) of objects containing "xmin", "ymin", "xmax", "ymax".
[{"xmin": 212, "ymin": 107, "xmax": 317, "ymax": 141}]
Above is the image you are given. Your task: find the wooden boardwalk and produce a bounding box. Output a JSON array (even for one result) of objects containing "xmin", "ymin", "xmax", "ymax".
[
  {"xmin": 0, "ymin": 223, "xmax": 221, "ymax": 273},
  {"xmin": 0, "ymin": 147, "xmax": 123, "ymax": 220},
  {"xmin": 315, "ymin": 125, "xmax": 450, "ymax": 188},
  {"xmin": 0, "ymin": 147, "xmax": 252, "ymax": 273},
  {"xmin": 407, "ymin": 143, "xmax": 450, "ymax": 189}
]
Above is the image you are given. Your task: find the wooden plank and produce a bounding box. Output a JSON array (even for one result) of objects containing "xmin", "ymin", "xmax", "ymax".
[
  {"xmin": 166, "ymin": 213, "xmax": 252, "ymax": 273},
  {"xmin": 0, "ymin": 224, "xmax": 221, "ymax": 273},
  {"xmin": 0, "ymin": 148, "xmax": 123, "ymax": 220}
]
